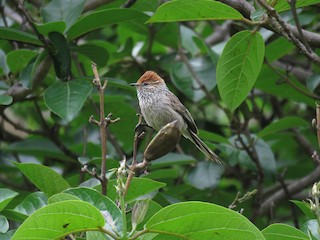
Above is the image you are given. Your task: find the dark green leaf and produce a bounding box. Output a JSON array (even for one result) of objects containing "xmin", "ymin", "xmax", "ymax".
[
  {"xmin": 150, "ymin": 153, "xmax": 197, "ymax": 169},
  {"xmin": 48, "ymin": 32, "xmax": 71, "ymax": 80},
  {"xmin": 258, "ymin": 117, "xmax": 308, "ymax": 138},
  {"xmin": 73, "ymin": 44, "xmax": 109, "ymax": 66},
  {"xmin": 11, "ymin": 200, "xmax": 105, "ymax": 240},
  {"xmin": 34, "ymin": 21, "xmax": 66, "ymax": 36},
  {"xmin": 14, "ymin": 163, "xmax": 70, "ymax": 196},
  {"xmin": 41, "ymin": 0, "xmax": 86, "ymax": 30},
  {"xmin": 262, "ymin": 223, "xmax": 308, "ymax": 240},
  {"xmin": 217, "ymin": 30, "xmax": 265, "ymax": 110},
  {"xmin": 265, "ymin": 38, "xmax": 294, "ymax": 62},
  {"xmin": 187, "ymin": 161, "xmax": 224, "ymax": 190},
  {"xmin": 146, "ymin": 202, "xmax": 265, "ymax": 239},
  {"xmin": 0, "ymin": 95, "xmax": 13, "ymax": 105},
  {"xmin": 0, "ymin": 189, "xmax": 19, "ymax": 212},
  {"xmin": 6, "ymin": 49, "xmax": 37, "ymax": 74},
  {"xmin": 44, "ymin": 79, "xmax": 92, "ymax": 121},
  {"xmin": 307, "ymin": 74, "xmax": 320, "ymax": 93},
  {"xmin": 0, "ymin": 27, "xmax": 42, "ymax": 46},
  {"xmin": 67, "ymin": 9, "xmax": 148, "ymax": 40},
  {"xmin": 147, "ymin": 0, "xmax": 243, "ymax": 23}
]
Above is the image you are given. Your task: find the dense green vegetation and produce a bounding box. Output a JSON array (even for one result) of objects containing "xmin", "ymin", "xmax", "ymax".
[{"xmin": 1, "ymin": 0, "xmax": 320, "ymax": 239}]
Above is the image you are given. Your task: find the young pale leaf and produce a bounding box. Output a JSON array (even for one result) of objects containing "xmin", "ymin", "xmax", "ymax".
[
  {"xmin": 258, "ymin": 117, "xmax": 308, "ymax": 138},
  {"xmin": 262, "ymin": 223, "xmax": 308, "ymax": 240},
  {"xmin": 67, "ymin": 9, "xmax": 148, "ymax": 40},
  {"xmin": 147, "ymin": 0, "xmax": 243, "ymax": 23},
  {"xmin": 217, "ymin": 30, "xmax": 265, "ymax": 111},
  {"xmin": 106, "ymin": 178, "xmax": 166, "ymax": 203},
  {"xmin": 146, "ymin": 201, "xmax": 265, "ymax": 239},
  {"xmin": 11, "ymin": 200, "xmax": 105, "ymax": 240},
  {"xmin": 0, "ymin": 28, "xmax": 42, "ymax": 46},
  {"xmin": 14, "ymin": 163, "xmax": 70, "ymax": 196},
  {"xmin": 44, "ymin": 79, "xmax": 92, "ymax": 121},
  {"xmin": 0, "ymin": 189, "xmax": 19, "ymax": 212}
]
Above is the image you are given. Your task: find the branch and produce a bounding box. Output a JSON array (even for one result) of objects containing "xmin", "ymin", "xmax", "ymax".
[
  {"xmin": 258, "ymin": 164, "xmax": 320, "ymax": 216},
  {"xmin": 84, "ymin": 0, "xmax": 115, "ymax": 12},
  {"xmin": 256, "ymin": 0, "xmax": 320, "ymax": 66}
]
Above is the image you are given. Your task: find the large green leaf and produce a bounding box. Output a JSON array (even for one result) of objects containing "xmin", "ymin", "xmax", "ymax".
[
  {"xmin": 15, "ymin": 163, "xmax": 70, "ymax": 196},
  {"xmin": 6, "ymin": 49, "xmax": 37, "ymax": 74},
  {"xmin": 258, "ymin": 117, "xmax": 308, "ymax": 138},
  {"xmin": 262, "ymin": 223, "xmax": 308, "ymax": 240},
  {"xmin": 41, "ymin": 0, "xmax": 86, "ymax": 30},
  {"xmin": 0, "ymin": 27, "xmax": 42, "ymax": 46},
  {"xmin": 73, "ymin": 44, "xmax": 109, "ymax": 66},
  {"xmin": 147, "ymin": 0, "xmax": 243, "ymax": 23},
  {"xmin": 34, "ymin": 21, "xmax": 66, "ymax": 36},
  {"xmin": 64, "ymin": 187, "xmax": 123, "ymax": 232},
  {"xmin": 146, "ymin": 201, "xmax": 265, "ymax": 239},
  {"xmin": 48, "ymin": 32, "xmax": 71, "ymax": 80},
  {"xmin": 44, "ymin": 79, "xmax": 92, "ymax": 121},
  {"xmin": 67, "ymin": 9, "xmax": 148, "ymax": 40},
  {"xmin": 0, "ymin": 189, "xmax": 19, "ymax": 212},
  {"xmin": 217, "ymin": 30, "xmax": 265, "ymax": 110},
  {"xmin": 11, "ymin": 200, "xmax": 105, "ymax": 240}
]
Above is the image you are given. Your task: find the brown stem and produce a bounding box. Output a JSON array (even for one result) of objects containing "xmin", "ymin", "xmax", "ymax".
[{"xmin": 91, "ymin": 63, "xmax": 108, "ymax": 195}]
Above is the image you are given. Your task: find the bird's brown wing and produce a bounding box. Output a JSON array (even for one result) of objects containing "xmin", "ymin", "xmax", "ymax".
[{"xmin": 169, "ymin": 93, "xmax": 198, "ymax": 134}]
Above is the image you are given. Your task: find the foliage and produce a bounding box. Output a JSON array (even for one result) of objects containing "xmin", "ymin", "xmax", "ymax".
[{"xmin": 1, "ymin": 0, "xmax": 320, "ymax": 239}]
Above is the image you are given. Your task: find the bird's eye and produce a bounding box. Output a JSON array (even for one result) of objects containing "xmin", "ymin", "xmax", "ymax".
[{"xmin": 143, "ymin": 82, "xmax": 149, "ymax": 86}]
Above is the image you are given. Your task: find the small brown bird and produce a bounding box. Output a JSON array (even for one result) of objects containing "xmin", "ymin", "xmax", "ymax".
[{"xmin": 130, "ymin": 71, "xmax": 221, "ymax": 163}]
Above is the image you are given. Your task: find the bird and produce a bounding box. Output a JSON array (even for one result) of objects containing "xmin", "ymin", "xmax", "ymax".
[{"xmin": 130, "ymin": 70, "xmax": 221, "ymax": 163}]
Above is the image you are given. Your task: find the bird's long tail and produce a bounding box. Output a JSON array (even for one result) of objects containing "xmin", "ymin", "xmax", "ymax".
[{"xmin": 187, "ymin": 129, "xmax": 222, "ymax": 164}]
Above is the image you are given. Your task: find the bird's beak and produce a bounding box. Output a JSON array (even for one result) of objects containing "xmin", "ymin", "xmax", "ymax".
[{"xmin": 129, "ymin": 83, "xmax": 139, "ymax": 87}]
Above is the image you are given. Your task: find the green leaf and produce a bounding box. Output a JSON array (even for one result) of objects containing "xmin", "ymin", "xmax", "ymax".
[
  {"xmin": 0, "ymin": 189, "xmax": 19, "ymax": 212},
  {"xmin": 11, "ymin": 200, "xmax": 105, "ymax": 240},
  {"xmin": 145, "ymin": 169, "xmax": 179, "ymax": 180},
  {"xmin": 258, "ymin": 117, "xmax": 308, "ymax": 138},
  {"xmin": 307, "ymin": 74, "xmax": 320, "ymax": 93},
  {"xmin": 262, "ymin": 223, "xmax": 308, "ymax": 240},
  {"xmin": 187, "ymin": 161, "xmax": 224, "ymax": 190},
  {"xmin": 34, "ymin": 21, "xmax": 66, "ymax": 36},
  {"xmin": 41, "ymin": 0, "xmax": 86, "ymax": 30},
  {"xmin": 265, "ymin": 38, "xmax": 294, "ymax": 62},
  {"xmin": 290, "ymin": 200, "xmax": 316, "ymax": 219},
  {"xmin": 0, "ymin": 230, "xmax": 14, "ymax": 240},
  {"xmin": 275, "ymin": 0, "xmax": 320, "ymax": 12},
  {"xmin": 44, "ymin": 79, "xmax": 92, "ymax": 121},
  {"xmin": 14, "ymin": 163, "xmax": 70, "ymax": 196},
  {"xmin": 147, "ymin": 0, "xmax": 243, "ymax": 23},
  {"xmin": 169, "ymin": 56, "xmax": 217, "ymax": 102},
  {"xmin": 64, "ymin": 187, "xmax": 123, "ymax": 232},
  {"xmin": 73, "ymin": 44, "xmax": 109, "ymax": 66},
  {"xmin": 48, "ymin": 31, "xmax": 71, "ymax": 80},
  {"xmin": 67, "ymin": 9, "xmax": 148, "ymax": 40},
  {"xmin": 0, "ymin": 95, "xmax": 13, "ymax": 105},
  {"xmin": 48, "ymin": 193, "xmax": 80, "ymax": 204},
  {"xmin": 0, "ymin": 27, "xmax": 42, "ymax": 46},
  {"xmin": 217, "ymin": 30, "xmax": 265, "ymax": 110},
  {"xmin": 4, "ymin": 192, "xmax": 48, "ymax": 222},
  {"xmin": 6, "ymin": 49, "xmax": 37, "ymax": 74},
  {"xmin": 198, "ymin": 130, "xmax": 229, "ymax": 144},
  {"xmin": 0, "ymin": 216, "xmax": 8, "ymax": 233},
  {"xmin": 106, "ymin": 178, "xmax": 166, "ymax": 203},
  {"xmin": 146, "ymin": 201, "xmax": 265, "ymax": 239}
]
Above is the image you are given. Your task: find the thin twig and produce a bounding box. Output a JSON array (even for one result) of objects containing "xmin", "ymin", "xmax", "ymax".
[
  {"xmin": 256, "ymin": 0, "xmax": 320, "ymax": 66},
  {"xmin": 287, "ymin": 0, "xmax": 312, "ymax": 53}
]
